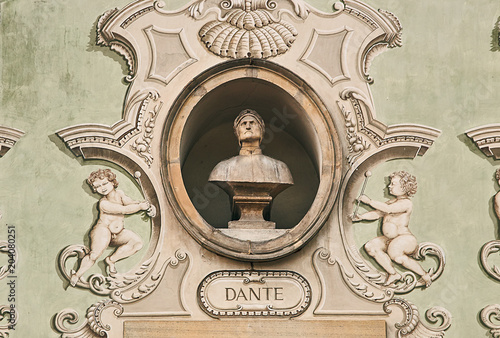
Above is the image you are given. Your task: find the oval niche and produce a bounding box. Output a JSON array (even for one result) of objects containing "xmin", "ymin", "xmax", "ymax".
[{"xmin": 162, "ymin": 59, "xmax": 342, "ymax": 261}]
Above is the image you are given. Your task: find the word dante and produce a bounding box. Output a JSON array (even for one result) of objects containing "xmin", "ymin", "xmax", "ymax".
[{"xmin": 225, "ymin": 287, "xmax": 284, "ymax": 301}]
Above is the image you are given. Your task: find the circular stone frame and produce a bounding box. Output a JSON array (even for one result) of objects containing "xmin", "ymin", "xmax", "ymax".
[{"xmin": 161, "ymin": 59, "xmax": 342, "ymax": 261}]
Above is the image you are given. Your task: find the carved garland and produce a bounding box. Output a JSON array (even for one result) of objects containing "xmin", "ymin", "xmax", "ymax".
[
  {"xmin": 339, "ymin": 102, "xmax": 370, "ymax": 166},
  {"xmin": 130, "ymin": 100, "xmax": 162, "ymax": 167}
]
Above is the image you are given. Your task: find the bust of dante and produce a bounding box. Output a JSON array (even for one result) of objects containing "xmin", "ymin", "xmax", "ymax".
[{"xmin": 209, "ymin": 109, "xmax": 293, "ymax": 229}]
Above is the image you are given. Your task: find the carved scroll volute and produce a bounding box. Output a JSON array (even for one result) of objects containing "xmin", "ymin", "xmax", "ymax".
[{"xmin": 344, "ymin": 1, "xmax": 403, "ymax": 84}]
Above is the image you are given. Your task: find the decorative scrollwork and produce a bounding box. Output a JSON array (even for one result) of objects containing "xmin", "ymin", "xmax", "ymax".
[
  {"xmin": 313, "ymin": 248, "xmax": 393, "ymax": 303},
  {"xmin": 58, "ymin": 244, "xmax": 156, "ymax": 297},
  {"xmin": 388, "ymin": 242, "xmax": 446, "ymax": 294},
  {"xmin": 481, "ymin": 240, "xmax": 500, "ymax": 281},
  {"xmin": 0, "ymin": 305, "xmax": 17, "ymax": 337},
  {"xmin": 481, "ymin": 304, "xmax": 500, "ymax": 338},
  {"xmin": 110, "ymin": 250, "xmax": 189, "ymax": 303},
  {"xmin": 340, "ymin": 103, "xmax": 370, "ymax": 166},
  {"xmin": 96, "ymin": 8, "xmax": 136, "ymax": 82},
  {"xmin": 384, "ymin": 298, "xmax": 451, "ymax": 337},
  {"xmin": 54, "ymin": 300, "xmax": 123, "ymax": 338},
  {"xmin": 131, "ymin": 99, "xmax": 163, "ymax": 167}
]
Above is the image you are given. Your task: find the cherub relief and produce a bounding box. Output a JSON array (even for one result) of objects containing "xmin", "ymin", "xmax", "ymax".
[
  {"xmin": 494, "ymin": 169, "xmax": 500, "ymax": 223},
  {"xmin": 350, "ymin": 171, "xmax": 432, "ymax": 287},
  {"xmin": 69, "ymin": 169, "xmax": 153, "ymax": 287}
]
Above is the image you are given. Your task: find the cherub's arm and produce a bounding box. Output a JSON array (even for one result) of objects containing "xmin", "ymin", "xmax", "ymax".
[
  {"xmin": 359, "ymin": 195, "xmax": 411, "ymax": 214},
  {"xmin": 99, "ymin": 199, "xmax": 149, "ymax": 215},
  {"xmin": 117, "ymin": 190, "xmax": 141, "ymax": 206},
  {"xmin": 350, "ymin": 210, "xmax": 383, "ymax": 222},
  {"xmin": 359, "ymin": 210, "xmax": 384, "ymax": 220}
]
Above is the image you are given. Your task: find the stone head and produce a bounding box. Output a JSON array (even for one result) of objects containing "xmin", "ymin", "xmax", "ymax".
[
  {"xmin": 87, "ymin": 169, "xmax": 119, "ymax": 194},
  {"xmin": 389, "ymin": 171, "xmax": 417, "ymax": 197},
  {"xmin": 233, "ymin": 109, "xmax": 265, "ymax": 146}
]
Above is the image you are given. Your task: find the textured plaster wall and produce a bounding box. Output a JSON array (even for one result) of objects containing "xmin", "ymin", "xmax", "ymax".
[{"xmin": 0, "ymin": 0, "xmax": 498, "ymax": 337}]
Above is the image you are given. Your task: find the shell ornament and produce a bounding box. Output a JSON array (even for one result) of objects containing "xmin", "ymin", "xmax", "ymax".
[{"xmin": 199, "ymin": 0, "xmax": 298, "ymax": 59}]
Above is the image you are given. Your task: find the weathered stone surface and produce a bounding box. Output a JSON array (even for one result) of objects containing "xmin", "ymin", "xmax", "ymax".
[{"xmin": 124, "ymin": 320, "xmax": 386, "ymax": 338}]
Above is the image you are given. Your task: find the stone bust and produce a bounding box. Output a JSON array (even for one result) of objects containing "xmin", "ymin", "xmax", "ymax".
[{"xmin": 209, "ymin": 109, "xmax": 293, "ymax": 229}]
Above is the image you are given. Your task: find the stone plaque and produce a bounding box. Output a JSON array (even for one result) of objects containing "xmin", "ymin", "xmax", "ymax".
[
  {"xmin": 198, "ymin": 271, "xmax": 310, "ymax": 317},
  {"xmin": 124, "ymin": 320, "xmax": 386, "ymax": 338}
]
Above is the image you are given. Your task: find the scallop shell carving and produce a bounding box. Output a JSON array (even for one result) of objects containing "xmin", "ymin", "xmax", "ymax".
[{"xmin": 199, "ymin": 8, "xmax": 298, "ymax": 59}]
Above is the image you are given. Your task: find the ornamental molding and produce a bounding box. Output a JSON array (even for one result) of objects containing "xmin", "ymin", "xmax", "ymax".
[
  {"xmin": 198, "ymin": 270, "xmax": 311, "ymax": 317},
  {"xmin": 0, "ymin": 126, "xmax": 24, "ymax": 158},
  {"xmin": 339, "ymin": 88, "xmax": 441, "ymax": 167},
  {"xmin": 54, "ymin": 0, "xmax": 443, "ymax": 334},
  {"xmin": 57, "ymin": 89, "xmax": 161, "ymax": 157},
  {"xmin": 466, "ymin": 124, "xmax": 500, "ymax": 159}
]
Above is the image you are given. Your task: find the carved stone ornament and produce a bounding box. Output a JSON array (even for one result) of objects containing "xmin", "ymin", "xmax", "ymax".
[
  {"xmin": 54, "ymin": 300, "xmax": 123, "ymax": 338},
  {"xmin": 197, "ymin": 0, "xmax": 300, "ymax": 59},
  {"xmin": 481, "ymin": 304, "xmax": 500, "ymax": 338},
  {"xmin": 198, "ymin": 270, "xmax": 311, "ymax": 317},
  {"xmin": 384, "ymin": 298, "xmax": 451, "ymax": 337},
  {"xmin": 0, "ymin": 305, "xmax": 17, "ymax": 338},
  {"xmin": 53, "ymin": 0, "xmax": 449, "ymax": 335},
  {"xmin": 466, "ymin": 126, "xmax": 500, "ymax": 337},
  {"xmin": 465, "ymin": 126, "xmax": 500, "ymax": 337},
  {"xmin": 466, "ymin": 124, "xmax": 500, "ymax": 159},
  {"xmin": 0, "ymin": 126, "xmax": 24, "ymax": 158}
]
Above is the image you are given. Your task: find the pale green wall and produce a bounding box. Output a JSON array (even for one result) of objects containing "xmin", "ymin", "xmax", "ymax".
[{"xmin": 0, "ymin": 0, "xmax": 499, "ymax": 336}]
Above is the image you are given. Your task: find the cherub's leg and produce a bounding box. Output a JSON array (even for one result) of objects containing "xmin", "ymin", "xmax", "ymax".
[
  {"xmin": 365, "ymin": 236, "xmax": 401, "ymax": 284},
  {"xmin": 70, "ymin": 227, "xmax": 111, "ymax": 286},
  {"xmin": 387, "ymin": 235, "xmax": 432, "ymax": 287},
  {"xmin": 106, "ymin": 229, "xmax": 143, "ymax": 273}
]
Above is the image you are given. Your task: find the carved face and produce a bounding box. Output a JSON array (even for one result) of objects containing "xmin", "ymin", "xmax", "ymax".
[
  {"xmin": 92, "ymin": 178, "xmax": 115, "ymax": 196},
  {"xmin": 389, "ymin": 176, "xmax": 405, "ymax": 197},
  {"xmin": 236, "ymin": 115, "xmax": 263, "ymax": 144}
]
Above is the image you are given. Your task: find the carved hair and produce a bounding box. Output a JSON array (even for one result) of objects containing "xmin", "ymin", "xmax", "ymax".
[
  {"xmin": 390, "ymin": 171, "xmax": 417, "ymax": 197},
  {"xmin": 87, "ymin": 169, "xmax": 119, "ymax": 191},
  {"xmin": 496, "ymin": 168, "xmax": 500, "ymax": 181},
  {"xmin": 233, "ymin": 109, "xmax": 265, "ymax": 143}
]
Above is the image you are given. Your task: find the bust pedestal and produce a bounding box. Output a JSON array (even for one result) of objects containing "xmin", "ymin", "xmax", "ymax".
[{"xmin": 212, "ymin": 181, "xmax": 292, "ymax": 229}]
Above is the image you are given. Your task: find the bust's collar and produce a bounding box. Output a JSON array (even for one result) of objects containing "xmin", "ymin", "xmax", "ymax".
[{"xmin": 239, "ymin": 146, "xmax": 262, "ymax": 155}]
